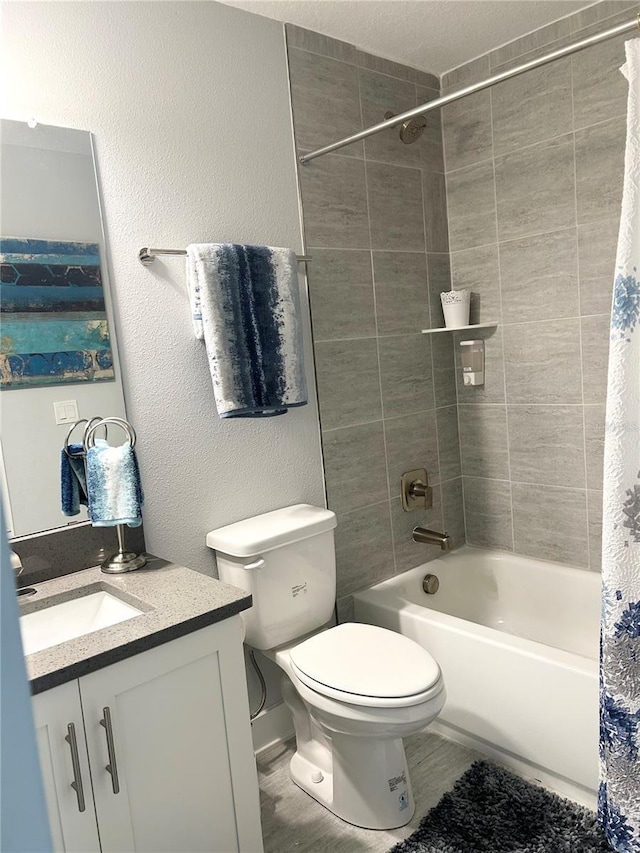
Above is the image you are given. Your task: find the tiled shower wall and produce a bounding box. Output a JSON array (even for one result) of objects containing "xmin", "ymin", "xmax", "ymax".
[
  {"xmin": 441, "ymin": 1, "xmax": 637, "ymax": 570},
  {"xmin": 286, "ymin": 25, "xmax": 464, "ymax": 615}
]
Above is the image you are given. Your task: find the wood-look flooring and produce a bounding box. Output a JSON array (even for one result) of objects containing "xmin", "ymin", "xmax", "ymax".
[{"xmin": 257, "ymin": 730, "xmax": 481, "ymax": 853}]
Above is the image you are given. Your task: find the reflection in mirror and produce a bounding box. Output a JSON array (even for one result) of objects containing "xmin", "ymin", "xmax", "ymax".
[{"xmin": 0, "ymin": 120, "xmax": 127, "ymax": 538}]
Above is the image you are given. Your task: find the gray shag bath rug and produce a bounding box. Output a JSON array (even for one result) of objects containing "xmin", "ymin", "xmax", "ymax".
[{"xmin": 390, "ymin": 760, "xmax": 608, "ymax": 853}]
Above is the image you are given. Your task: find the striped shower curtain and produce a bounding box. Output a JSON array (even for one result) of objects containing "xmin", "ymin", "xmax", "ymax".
[{"xmin": 598, "ymin": 37, "xmax": 640, "ymax": 853}]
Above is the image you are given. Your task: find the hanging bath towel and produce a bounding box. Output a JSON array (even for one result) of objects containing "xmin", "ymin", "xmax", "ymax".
[
  {"xmin": 598, "ymin": 38, "xmax": 640, "ymax": 853},
  {"xmin": 187, "ymin": 243, "xmax": 308, "ymax": 418}
]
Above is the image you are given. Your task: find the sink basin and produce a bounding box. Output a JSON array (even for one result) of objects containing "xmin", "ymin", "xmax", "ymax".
[{"xmin": 20, "ymin": 590, "xmax": 144, "ymax": 656}]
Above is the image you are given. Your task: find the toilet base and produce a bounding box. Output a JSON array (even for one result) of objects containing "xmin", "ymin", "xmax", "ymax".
[{"xmin": 289, "ymin": 731, "xmax": 415, "ymax": 829}]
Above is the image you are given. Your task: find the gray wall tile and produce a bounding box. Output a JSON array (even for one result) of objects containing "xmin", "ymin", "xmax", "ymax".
[
  {"xmin": 314, "ymin": 338, "xmax": 382, "ymax": 430},
  {"xmin": 575, "ymin": 117, "xmax": 626, "ymax": 224},
  {"xmin": 585, "ymin": 405, "xmax": 606, "ymax": 492},
  {"xmin": 572, "ymin": 38, "xmax": 630, "ymax": 129},
  {"xmin": 459, "ymin": 404, "xmax": 510, "ymax": 480},
  {"xmin": 391, "ymin": 490, "xmax": 444, "ymax": 571},
  {"xmin": 299, "ymin": 154, "xmax": 370, "ymax": 248},
  {"xmin": 423, "ymin": 171, "xmax": 450, "ymax": 253},
  {"xmin": 442, "ymin": 90, "xmax": 492, "ymax": 170},
  {"xmin": 463, "ymin": 476, "xmax": 513, "ymax": 550},
  {"xmin": 323, "ymin": 422, "xmax": 388, "ymax": 513},
  {"xmin": 308, "ymin": 249, "xmax": 375, "ymax": 340},
  {"xmin": 385, "ymin": 409, "xmax": 439, "ymax": 495},
  {"xmin": 512, "ymin": 483, "xmax": 589, "ymax": 567},
  {"xmin": 582, "ymin": 313, "xmax": 610, "ymax": 405},
  {"xmin": 491, "ymin": 60, "xmax": 572, "ymax": 157},
  {"xmin": 360, "ymin": 69, "xmax": 421, "ymax": 168},
  {"xmin": 578, "ymin": 218, "xmax": 619, "ymax": 316},
  {"xmin": 442, "ymin": 55, "xmax": 490, "ymax": 92},
  {"xmin": 335, "ymin": 502, "xmax": 394, "ymax": 596},
  {"xmin": 495, "ymin": 134, "xmax": 576, "ymax": 242},
  {"xmin": 569, "ymin": 2, "xmax": 639, "ymax": 35},
  {"xmin": 587, "ymin": 490, "xmax": 603, "ymax": 571},
  {"xmin": 356, "ymin": 49, "xmax": 438, "ymax": 89},
  {"xmin": 455, "ymin": 327, "xmax": 506, "ymax": 405},
  {"xmin": 451, "ymin": 243, "xmax": 502, "ymax": 325},
  {"xmin": 489, "ymin": 18, "xmax": 572, "ymax": 69},
  {"xmin": 503, "ymin": 318, "xmax": 582, "ymax": 404},
  {"xmin": 431, "ymin": 334, "xmax": 458, "ymax": 408},
  {"xmin": 379, "ymin": 333, "xmax": 435, "ymax": 417},
  {"xmin": 427, "ymin": 253, "xmax": 452, "ymax": 326},
  {"xmin": 499, "ymin": 228, "xmax": 579, "ymax": 323},
  {"xmin": 442, "ymin": 477, "xmax": 466, "ymax": 549},
  {"xmin": 336, "ymin": 594, "xmax": 355, "ymax": 624},
  {"xmin": 367, "ymin": 162, "xmax": 425, "ymax": 251},
  {"xmin": 416, "ymin": 86, "xmax": 444, "ymax": 173},
  {"xmin": 373, "ymin": 251, "xmax": 429, "ymax": 335},
  {"xmin": 436, "ymin": 405, "xmax": 461, "ymax": 481},
  {"xmin": 447, "ymin": 160, "xmax": 497, "ymax": 252},
  {"xmin": 289, "ymin": 48, "xmax": 363, "ymax": 158},
  {"xmin": 507, "ymin": 405, "xmax": 586, "ymax": 488},
  {"xmin": 286, "ymin": 23, "xmax": 357, "ymax": 63}
]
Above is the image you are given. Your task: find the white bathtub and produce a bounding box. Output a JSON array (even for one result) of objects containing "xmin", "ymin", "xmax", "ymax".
[{"xmin": 353, "ymin": 545, "xmax": 601, "ymax": 805}]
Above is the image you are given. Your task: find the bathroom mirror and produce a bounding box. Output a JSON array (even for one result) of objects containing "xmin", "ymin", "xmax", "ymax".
[{"xmin": 0, "ymin": 119, "xmax": 127, "ymax": 538}]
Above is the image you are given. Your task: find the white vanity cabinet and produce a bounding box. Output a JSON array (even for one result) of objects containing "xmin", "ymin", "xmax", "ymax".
[{"xmin": 32, "ymin": 616, "xmax": 263, "ymax": 853}]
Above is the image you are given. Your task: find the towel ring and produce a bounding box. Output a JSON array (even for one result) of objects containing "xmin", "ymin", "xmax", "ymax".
[
  {"xmin": 64, "ymin": 419, "xmax": 89, "ymax": 458},
  {"xmin": 84, "ymin": 417, "xmax": 137, "ymax": 450}
]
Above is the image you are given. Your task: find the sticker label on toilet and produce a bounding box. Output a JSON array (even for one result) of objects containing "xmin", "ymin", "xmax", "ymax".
[
  {"xmin": 388, "ymin": 772, "xmax": 406, "ymax": 793},
  {"xmin": 399, "ymin": 791, "xmax": 409, "ymax": 811},
  {"xmin": 292, "ymin": 582, "xmax": 307, "ymax": 598}
]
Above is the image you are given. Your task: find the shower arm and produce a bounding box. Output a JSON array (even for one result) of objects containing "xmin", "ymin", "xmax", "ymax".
[{"xmin": 299, "ymin": 14, "xmax": 640, "ymax": 165}]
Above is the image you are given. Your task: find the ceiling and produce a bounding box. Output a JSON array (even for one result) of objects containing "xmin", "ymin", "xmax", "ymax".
[{"xmin": 221, "ymin": 0, "xmax": 591, "ymax": 75}]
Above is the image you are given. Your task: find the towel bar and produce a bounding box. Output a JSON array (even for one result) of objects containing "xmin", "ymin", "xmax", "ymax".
[{"xmin": 138, "ymin": 247, "xmax": 311, "ymax": 265}]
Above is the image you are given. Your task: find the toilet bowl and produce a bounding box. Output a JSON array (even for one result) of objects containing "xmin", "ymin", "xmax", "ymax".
[
  {"xmin": 267, "ymin": 623, "xmax": 446, "ymax": 829},
  {"xmin": 207, "ymin": 504, "xmax": 446, "ymax": 830}
]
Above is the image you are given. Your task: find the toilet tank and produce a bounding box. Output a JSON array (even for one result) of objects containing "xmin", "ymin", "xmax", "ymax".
[{"xmin": 206, "ymin": 505, "xmax": 337, "ymax": 650}]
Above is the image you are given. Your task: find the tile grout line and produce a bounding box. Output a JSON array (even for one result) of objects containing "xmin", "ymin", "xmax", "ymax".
[
  {"xmin": 570, "ymin": 50, "xmax": 593, "ymax": 572},
  {"xmin": 488, "ymin": 73, "xmax": 516, "ymax": 554}
]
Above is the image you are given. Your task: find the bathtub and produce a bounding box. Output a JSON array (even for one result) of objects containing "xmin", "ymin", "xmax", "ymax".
[{"xmin": 353, "ymin": 545, "xmax": 600, "ymax": 806}]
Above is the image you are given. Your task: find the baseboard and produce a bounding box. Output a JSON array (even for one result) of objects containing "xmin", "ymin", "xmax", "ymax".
[
  {"xmin": 251, "ymin": 701, "xmax": 294, "ymax": 755},
  {"xmin": 430, "ymin": 720, "xmax": 597, "ymax": 810}
]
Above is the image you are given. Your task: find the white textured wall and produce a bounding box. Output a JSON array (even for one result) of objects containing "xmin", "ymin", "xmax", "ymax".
[{"xmin": 1, "ymin": 1, "xmax": 325, "ymax": 574}]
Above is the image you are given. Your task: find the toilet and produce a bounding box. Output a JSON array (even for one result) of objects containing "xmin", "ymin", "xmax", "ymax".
[{"xmin": 207, "ymin": 504, "xmax": 445, "ymax": 830}]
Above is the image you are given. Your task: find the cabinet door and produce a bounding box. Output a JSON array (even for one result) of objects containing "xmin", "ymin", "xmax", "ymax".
[
  {"xmin": 80, "ymin": 618, "xmax": 258, "ymax": 853},
  {"xmin": 32, "ymin": 681, "xmax": 101, "ymax": 853}
]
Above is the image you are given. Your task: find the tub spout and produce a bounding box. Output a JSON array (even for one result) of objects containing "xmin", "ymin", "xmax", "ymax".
[{"xmin": 412, "ymin": 527, "xmax": 452, "ymax": 551}]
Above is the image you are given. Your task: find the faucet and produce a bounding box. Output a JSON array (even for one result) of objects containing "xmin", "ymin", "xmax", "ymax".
[{"xmin": 412, "ymin": 527, "xmax": 452, "ymax": 551}]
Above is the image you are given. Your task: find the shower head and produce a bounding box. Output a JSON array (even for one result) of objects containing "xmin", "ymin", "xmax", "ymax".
[{"xmin": 384, "ymin": 111, "xmax": 427, "ymax": 144}]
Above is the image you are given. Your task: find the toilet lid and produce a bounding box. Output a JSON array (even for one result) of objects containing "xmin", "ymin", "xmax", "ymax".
[{"xmin": 289, "ymin": 623, "xmax": 441, "ymax": 701}]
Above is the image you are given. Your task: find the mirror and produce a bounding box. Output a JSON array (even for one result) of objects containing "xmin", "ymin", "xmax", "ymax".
[{"xmin": 0, "ymin": 120, "xmax": 127, "ymax": 538}]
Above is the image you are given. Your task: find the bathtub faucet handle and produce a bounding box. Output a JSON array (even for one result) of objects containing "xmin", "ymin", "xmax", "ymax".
[{"xmin": 401, "ymin": 468, "xmax": 433, "ymax": 511}]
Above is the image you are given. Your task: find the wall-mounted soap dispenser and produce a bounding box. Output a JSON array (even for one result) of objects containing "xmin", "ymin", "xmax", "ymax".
[{"xmin": 459, "ymin": 339, "xmax": 485, "ymax": 386}]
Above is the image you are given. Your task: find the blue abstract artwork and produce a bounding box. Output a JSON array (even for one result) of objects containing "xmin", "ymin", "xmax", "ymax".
[{"xmin": 0, "ymin": 237, "xmax": 115, "ymax": 389}]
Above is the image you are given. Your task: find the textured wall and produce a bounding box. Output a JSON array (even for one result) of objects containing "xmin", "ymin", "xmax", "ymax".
[
  {"xmin": 287, "ymin": 25, "xmax": 465, "ymax": 620},
  {"xmin": 1, "ymin": 1, "xmax": 325, "ymax": 577},
  {"xmin": 441, "ymin": 1, "xmax": 637, "ymax": 570}
]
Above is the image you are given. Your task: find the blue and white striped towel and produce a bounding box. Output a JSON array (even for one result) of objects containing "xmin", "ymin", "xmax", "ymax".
[{"xmin": 187, "ymin": 244, "xmax": 307, "ymax": 418}]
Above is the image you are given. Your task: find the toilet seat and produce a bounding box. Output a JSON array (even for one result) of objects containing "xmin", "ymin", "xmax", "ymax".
[{"xmin": 289, "ymin": 623, "xmax": 443, "ymax": 709}]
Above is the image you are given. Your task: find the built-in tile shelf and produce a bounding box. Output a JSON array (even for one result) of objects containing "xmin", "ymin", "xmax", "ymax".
[{"xmin": 421, "ymin": 323, "xmax": 498, "ymax": 335}]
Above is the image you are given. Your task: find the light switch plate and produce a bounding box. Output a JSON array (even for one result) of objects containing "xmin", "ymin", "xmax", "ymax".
[{"xmin": 54, "ymin": 400, "xmax": 79, "ymax": 425}]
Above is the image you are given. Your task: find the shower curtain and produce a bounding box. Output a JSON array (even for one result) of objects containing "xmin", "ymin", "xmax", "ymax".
[{"xmin": 598, "ymin": 37, "xmax": 640, "ymax": 853}]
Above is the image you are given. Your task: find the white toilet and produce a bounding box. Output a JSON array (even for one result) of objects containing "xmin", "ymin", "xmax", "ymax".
[{"xmin": 207, "ymin": 504, "xmax": 446, "ymax": 830}]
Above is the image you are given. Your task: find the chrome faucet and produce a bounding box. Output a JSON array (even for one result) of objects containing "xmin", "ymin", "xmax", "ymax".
[{"xmin": 412, "ymin": 527, "xmax": 452, "ymax": 551}]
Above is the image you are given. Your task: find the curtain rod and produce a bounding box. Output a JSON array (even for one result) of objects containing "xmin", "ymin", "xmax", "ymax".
[{"xmin": 299, "ymin": 14, "xmax": 640, "ymax": 165}]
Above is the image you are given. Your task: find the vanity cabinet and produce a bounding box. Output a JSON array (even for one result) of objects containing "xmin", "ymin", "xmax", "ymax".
[{"xmin": 32, "ymin": 616, "xmax": 263, "ymax": 853}]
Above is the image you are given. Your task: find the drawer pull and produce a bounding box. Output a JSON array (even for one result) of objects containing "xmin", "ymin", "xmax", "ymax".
[
  {"xmin": 100, "ymin": 707, "xmax": 120, "ymax": 794},
  {"xmin": 65, "ymin": 723, "xmax": 86, "ymax": 813}
]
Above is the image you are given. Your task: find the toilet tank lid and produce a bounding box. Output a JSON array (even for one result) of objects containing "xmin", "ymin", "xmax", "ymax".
[{"xmin": 206, "ymin": 504, "xmax": 337, "ymax": 557}]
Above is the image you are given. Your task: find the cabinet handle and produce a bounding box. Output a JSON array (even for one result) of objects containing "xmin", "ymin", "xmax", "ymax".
[
  {"xmin": 99, "ymin": 707, "xmax": 120, "ymax": 795},
  {"xmin": 65, "ymin": 723, "xmax": 86, "ymax": 813}
]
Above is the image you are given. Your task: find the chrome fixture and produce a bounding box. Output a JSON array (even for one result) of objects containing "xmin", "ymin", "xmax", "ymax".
[
  {"xmin": 422, "ymin": 574, "xmax": 440, "ymax": 595},
  {"xmin": 299, "ymin": 14, "xmax": 640, "ymax": 164},
  {"xmin": 384, "ymin": 111, "xmax": 427, "ymax": 145},
  {"xmin": 413, "ymin": 527, "xmax": 452, "ymax": 551},
  {"xmin": 401, "ymin": 469, "xmax": 433, "ymax": 512},
  {"xmin": 100, "ymin": 706, "xmax": 121, "ymax": 794},
  {"xmin": 138, "ymin": 247, "xmax": 312, "ymax": 265}
]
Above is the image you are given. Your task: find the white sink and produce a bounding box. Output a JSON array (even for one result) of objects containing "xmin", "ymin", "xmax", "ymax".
[{"xmin": 21, "ymin": 590, "xmax": 144, "ymax": 656}]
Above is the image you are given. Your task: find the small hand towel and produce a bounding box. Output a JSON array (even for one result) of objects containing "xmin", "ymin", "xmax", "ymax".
[
  {"xmin": 60, "ymin": 444, "xmax": 89, "ymax": 516},
  {"xmin": 85, "ymin": 441, "xmax": 144, "ymax": 527},
  {"xmin": 187, "ymin": 243, "xmax": 307, "ymax": 417}
]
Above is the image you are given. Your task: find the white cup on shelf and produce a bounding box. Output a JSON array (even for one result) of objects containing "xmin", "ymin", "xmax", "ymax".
[{"xmin": 440, "ymin": 290, "xmax": 470, "ymax": 329}]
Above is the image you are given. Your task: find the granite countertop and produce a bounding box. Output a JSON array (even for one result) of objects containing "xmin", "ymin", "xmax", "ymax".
[{"xmin": 19, "ymin": 556, "xmax": 252, "ymax": 694}]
